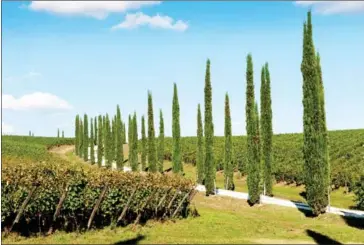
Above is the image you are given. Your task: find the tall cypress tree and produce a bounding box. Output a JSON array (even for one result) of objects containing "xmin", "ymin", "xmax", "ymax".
[
  {"xmin": 83, "ymin": 114, "xmax": 89, "ymax": 162},
  {"xmin": 254, "ymin": 102, "xmax": 263, "ymax": 196},
  {"xmin": 105, "ymin": 114, "xmax": 112, "ymax": 168},
  {"xmin": 29, "ymin": 131, "xmax": 31, "ymax": 136},
  {"xmin": 79, "ymin": 120, "xmax": 84, "ymax": 158},
  {"xmin": 141, "ymin": 115, "xmax": 147, "ymax": 171},
  {"xmin": 111, "ymin": 116, "xmax": 116, "ymax": 162},
  {"xmin": 62, "ymin": 130, "xmax": 64, "ymax": 138},
  {"xmin": 97, "ymin": 115, "xmax": 103, "ymax": 167},
  {"xmin": 57, "ymin": 128, "xmax": 60, "ymax": 138},
  {"xmin": 172, "ymin": 83, "xmax": 182, "ymax": 174},
  {"xmin": 90, "ymin": 119, "xmax": 95, "ymax": 164},
  {"xmin": 131, "ymin": 112, "xmax": 139, "ymax": 172},
  {"xmin": 94, "ymin": 117, "xmax": 98, "ymax": 146},
  {"xmin": 246, "ymin": 54, "xmax": 260, "ymax": 205},
  {"xmin": 123, "ymin": 123, "xmax": 127, "ymax": 144},
  {"xmin": 316, "ymin": 52, "xmax": 330, "ymax": 204},
  {"xmin": 301, "ymin": 11, "xmax": 328, "ymax": 215},
  {"xmin": 147, "ymin": 91, "xmax": 157, "ymax": 172},
  {"xmin": 204, "ymin": 59, "xmax": 215, "ymax": 196},
  {"xmin": 158, "ymin": 109, "xmax": 165, "ymax": 172},
  {"xmin": 224, "ymin": 93, "xmax": 234, "ymax": 190},
  {"xmin": 261, "ymin": 64, "xmax": 273, "ymax": 196},
  {"xmin": 128, "ymin": 115, "xmax": 133, "ymax": 165},
  {"xmin": 196, "ymin": 104, "xmax": 204, "ymax": 184},
  {"xmin": 116, "ymin": 105, "xmax": 124, "ymax": 170},
  {"xmin": 75, "ymin": 115, "xmax": 80, "ymax": 156}
]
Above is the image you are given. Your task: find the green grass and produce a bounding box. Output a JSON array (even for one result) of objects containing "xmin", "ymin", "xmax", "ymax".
[
  {"xmin": 3, "ymin": 193, "xmax": 363, "ymax": 244},
  {"xmin": 163, "ymin": 161, "xmax": 356, "ymax": 209}
]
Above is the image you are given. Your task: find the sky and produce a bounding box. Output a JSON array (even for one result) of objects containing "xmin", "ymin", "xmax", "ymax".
[{"xmin": 2, "ymin": 1, "xmax": 364, "ymax": 137}]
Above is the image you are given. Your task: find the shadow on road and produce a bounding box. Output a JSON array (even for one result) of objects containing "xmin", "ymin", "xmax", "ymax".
[
  {"xmin": 306, "ymin": 229, "xmax": 342, "ymax": 244},
  {"xmin": 341, "ymin": 211, "xmax": 364, "ymax": 230},
  {"xmin": 114, "ymin": 234, "xmax": 145, "ymax": 245}
]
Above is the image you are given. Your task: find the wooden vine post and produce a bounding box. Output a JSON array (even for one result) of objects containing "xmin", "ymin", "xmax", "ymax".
[
  {"xmin": 6, "ymin": 185, "xmax": 38, "ymax": 235},
  {"xmin": 134, "ymin": 189, "xmax": 158, "ymax": 225},
  {"xmin": 171, "ymin": 188, "xmax": 195, "ymax": 218},
  {"xmin": 87, "ymin": 184, "xmax": 108, "ymax": 230},
  {"xmin": 117, "ymin": 187, "xmax": 138, "ymax": 224},
  {"xmin": 47, "ymin": 184, "xmax": 69, "ymax": 235}
]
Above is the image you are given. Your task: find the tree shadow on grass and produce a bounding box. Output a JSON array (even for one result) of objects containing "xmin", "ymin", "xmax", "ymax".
[
  {"xmin": 114, "ymin": 234, "xmax": 145, "ymax": 245},
  {"xmin": 341, "ymin": 212, "xmax": 364, "ymax": 230},
  {"xmin": 306, "ymin": 229, "xmax": 342, "ymax": 244}
]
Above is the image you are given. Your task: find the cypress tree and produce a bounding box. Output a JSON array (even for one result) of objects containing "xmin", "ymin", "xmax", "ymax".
[
  {"xmin": 111, "ymin": 116, "xmax": 116, "ymax": 161},
  {"xmin": 32, "ymin": 133, "xmax": 34, "ymax": 137},
  {"xmin": 147, "ymin": 91, "xmax": 157, "ymax": 172},
  {"xmin": 116, "ymin": 105, "xmax": 124, "ymax": 170},
  {"xmin": 75, "ymin": 115, "xmax": 79, "ymax": 156},
  {"xmin": 90, "ymin": 119, "xmax": 95, "ymax": 164},
  {"xmin": 172, "ymin": 83, "xmax": 182, "ymax": 174},
  {"xmin": 246, "ymin": 54, "xmax": 260, "ymax": 205},
  {"xmin": 128, "ymin": 115, "xmax": 133, "ymax": 165},
  {"xmin": 103, "ymin": 115, "xmax": 107, "ymax": 166},
  {"xmin": 123, "ymin": 123, "xmax": 127, "ymax": 144},
  {"xmin": 317, "ymin": 52, "xmax": 330, "ymax": 204},
  {"xmin": 105, "ymin": 114, "xmax": 112, "ymax": 168},
  {"xmin": 57, "ymin": 128, "xmax": 60, "ymax": 138},
  {"xmin": 79, "ymin": 120, "xmax": 84, "ymax": 158},
  {"xmin": 158, "ymin": 109, "xmax": 165, "ymax": 172},
  {"xmin": 29, "ymin": 131, "xmax": 31, "ymax": 136},
  {"xmin": 204, "ymin": 59, "xmax": 215, "ymax": 195},
  {"xmin": 94, "ymin": 117, "xmax": 98, "ymax": 146},
  {"xmin": 196, "ymin": 104, "xmax": 204, "ymax": 184},
  {"xmin": 301, "ymin": 11, "xmax": 328, "ymax": 215},
  {"xmin": 131, "ymin": 112, "xmax": 139, "ymax": 172},
  {"xmin": 261, "ymin": 64, "xmax": 273, "ymax": 196},
  {"xmin": 62, "ymin": 130, "xmax": 64, "ymax": 138},
  {"xmin": 254, "ymin": 102, "xmax": 263, "ymax": 196},
  {"xmin": 224, "ymin": 93, "xmax": 234, "ymax": 190},
  {"xmin": 97, "ymin": 115, "xmax": 103, "ymax": 167},
  {"xmin": 83, "ymin": 114, "xmax": 89, "ymax": 162},
  {"xmin": 141, "ymin": 115, "xmax": 147, "ymax": 171}
]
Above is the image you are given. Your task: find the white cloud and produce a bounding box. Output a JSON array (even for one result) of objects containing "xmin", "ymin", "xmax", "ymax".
[
  {"xmin": 2, "ymin": 122, "xmax": 14, "ymax": 135},
  {"xmin": 4, "ymin": 71, "xmax": 42, "ymax": 82},
  {"xmin": 295, "ymin": 1, "xmax": 364, "ymax": 14},
  {"xmin": 2, "ymin": 92, "xmax": 73, "ymax": 111},
  {"xmin": 28, "ymin": 1, "xmax": 161, "ymax": 19},
  {"xmin": 111, "ymin": 12, "xmax": 188, "ymax": 31}
]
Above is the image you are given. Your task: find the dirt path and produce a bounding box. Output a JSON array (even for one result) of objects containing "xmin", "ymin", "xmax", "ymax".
[{"xmin": 49, "ymin": 145, "xmax": 75, "ymax": 160}]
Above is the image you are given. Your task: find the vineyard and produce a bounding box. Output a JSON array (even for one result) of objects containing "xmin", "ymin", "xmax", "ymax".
[
  {"xmin": 159, "ymin": 129, "xmax": 364, "ymax": 190},
  {"xmin": 1, "ymin": 136, "xmax": 195, "ymax": 236}
]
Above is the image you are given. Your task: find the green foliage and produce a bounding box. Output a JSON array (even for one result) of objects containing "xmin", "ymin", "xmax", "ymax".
[
  {"xmin": 246, "ymin": 54, "xmax": 260, "ymax": 205},
  {"xmin": 172, "ymin": 83, "xmax": 183, "ymax": 174},
  {"xmin": 94, "ymin": 117, "xmax": 97, "ymax": 146},
  {"xmin": 83, "ymin": 114, "xmax": 89, "ymax": 162},
  {"xmin": 301, "ymin": 11, "xmax": 328, "ymax": 215},
  {"xmin": 123, "ymin": 123, "xmax": 127, "ymax": 144},
  {"xmin": 62, "ymin": 130, "xmax": 64, "ymax": 138},
  {"xmin": 2, "ymin": 136, "xmax": 194, "ymax": 234},
  {"xmin": 354, "ymin": 176, "xmax": 364, "ymax": 210},
  {"xmin": 90, "ymin": 119, "xmax": 95, "ymax": 164},
  {"xmin": 75, "ymin": 115, "xmax": 80, "ymax": 156},
  {"xmin": 204, "ymin": 59, "xmax": 215, "ymax": 195},
  {"xmin": 148, "ymin": 92, "xmax": 157, "ymax": 173},
  {"xmin": 141, "ymin": 115, "xmax": 147, "ymax": 171},
  {"xmin": 97, "ymin": 115, "xmax": 103, "ymax": 167},
  {"xmin": 131, "ymin": 113, "xmax": 139, "ymax": 172},
  {"xmin": 105, "ymin": 114, "xmax": 112, "ymax": 168},
  {"xmin": 196, "ymin": 104, "xmax": 204, "ymax": 184},
  {"xmin": 260, "ymin": 64, "xmax": 273, "ymax": 196},
  {"xmin": 158, "ymin": 110, "xmax": 165, "ymax": 173},
  {"xmin": 79, "ymin": 120, "xmax": 84, "ymax": 159},
  {"xmin": 224, "ymin": 94, "xmax": 234, "ymax": 190},
  {"xmin": 57, "ymin": 128, "xmax": 60, "ymax": 138},
  {"xmin": 116, "ymin": 105, "xmax": 124, "ymax": 170},
  {"xmin": 128, "ymin": 115, "xmax": 133, "ymax": 165}
]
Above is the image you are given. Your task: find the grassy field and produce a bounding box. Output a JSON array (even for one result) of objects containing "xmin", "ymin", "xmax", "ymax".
[
  {"xmin": 2, "ymin": 136, "xmax": 363, "ymax": 244},
  {"xmin": 4, "ymin": 192, "xmax": 364, "ymax": 244}
]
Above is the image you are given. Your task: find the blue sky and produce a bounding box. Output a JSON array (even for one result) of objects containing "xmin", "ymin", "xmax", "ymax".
[{"xmin": 2, "ymin": 1, "xmax": 364, "ymax": 137}]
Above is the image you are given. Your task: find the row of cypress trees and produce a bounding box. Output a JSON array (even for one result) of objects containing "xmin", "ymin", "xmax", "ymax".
[
  {"xmin": 74, "ymin": 105, "xmax": 126, "ymax": 169},
  {"xmin": 57, "ymin": 128, "xmax": 65, "ymax": 138}
]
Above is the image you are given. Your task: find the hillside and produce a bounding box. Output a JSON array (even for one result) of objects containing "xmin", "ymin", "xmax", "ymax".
[{"xmin": 160, "ymin": 129, "xmax": 364, "ymax": 189}]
